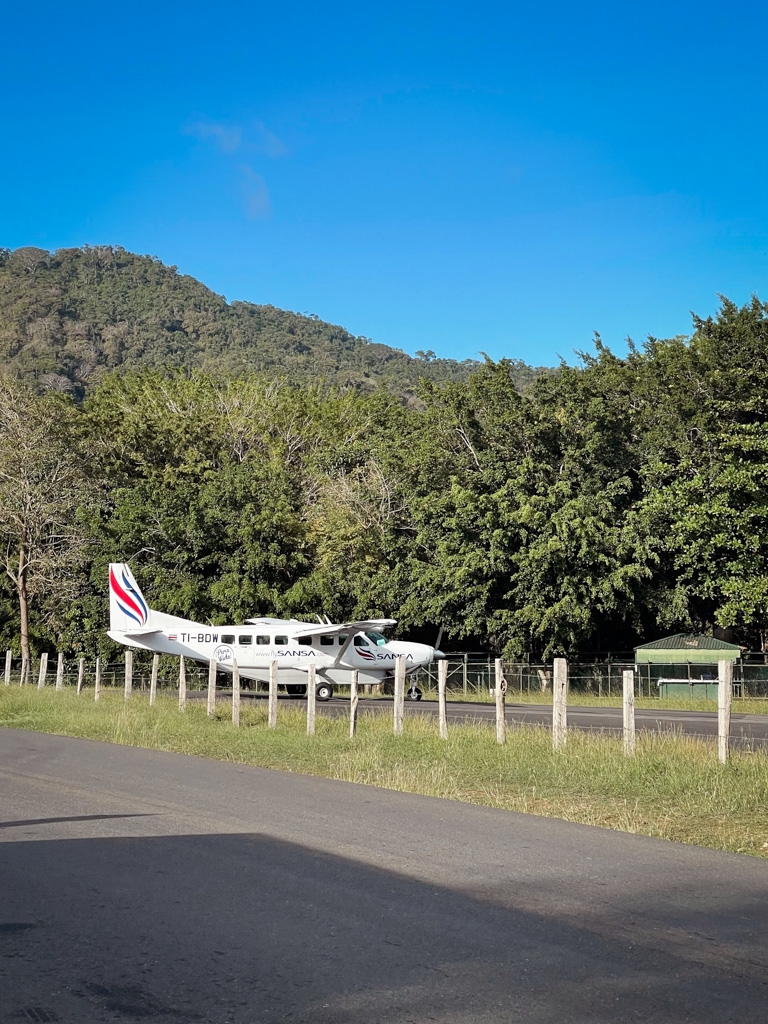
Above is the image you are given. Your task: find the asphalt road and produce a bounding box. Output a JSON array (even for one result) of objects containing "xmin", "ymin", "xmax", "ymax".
[
  {"xmin": 203, "ymin": 690, "xmax": 768, "ymax": 747},
  {"xmin": 2, "ymin": 729, "xmax": 768, "ymax": 1022}
]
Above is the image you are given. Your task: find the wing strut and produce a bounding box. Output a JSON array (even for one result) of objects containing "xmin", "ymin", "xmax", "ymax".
[{"xmin": 333, "ymin": 633, "xmax": 356, "ymax": 667}]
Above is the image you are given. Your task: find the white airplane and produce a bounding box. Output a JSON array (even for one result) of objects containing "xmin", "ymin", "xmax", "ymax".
[{"xmin": 107, "ymin": 563, "xmax": 444, "ymax": 700}]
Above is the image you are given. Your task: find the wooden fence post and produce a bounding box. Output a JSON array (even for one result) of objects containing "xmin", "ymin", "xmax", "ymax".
[
  {"xmin": 718, "ymin": 659, "xmax": 733, "ymax": 764},
  {"xmin": 77, "ymin": 657, "xmax": 85, "ymax": 694},
  {"xmin": 178, "ymin": 656, "xmax": 186, "ymax": 711},
  {"xmin": 495, "ymin": 658, "xmax": 507, "ymax": 745},
  {"xmin": 623, "ymin": 669, "xmax": 636, "ymax": 756},
  {"xmin": 94, "ymin": 657, "xmax": 101, "ymax": 701},
  {"xmin": 268, "ymin": 660, "xmax": 278, "ymax": 728},
  {"xmin": 350, "ymin": 669, "xmax": 359, "ymax": 738},
  {"xmin": 207, "ymin": 659, "xmax": 217, "ymax": 718},
  {"xmin": 20, "ymin": 656, "xmax": 28, "ymax": 686},
  {"xmin": 307, "ymin": 664, "xmax": 316, "ymax": 736},
  {"xmin": 437, "ymin": 659, "xmax": 448, "ymax": 740},
  {"xmin": 149, "ymin": 653, "xmax": 159, "ymax": 706},
  {"xmin": 55, "ymin": 652, "xmax": 64, "ymax": 691},
  {"xmin": 37, "ymin": 653, "xmax": 48, "ymax": 690},
  {"xmin": 393, "ymin": 656, "xmax": 405, "ymax": 736},
  {"xmin": 232, "ymin": 659, "xmax": 240, "ymax": 727},
  {"xmin": 4, "ymin": 650, "xmax": 11, "ymax": 686},
  {"xmin": 124, "ymin": 650, "xmax": 133, "ymax": 700},
  {"xmin": 552, "ymin": 657, "xmax": 568, "ymax": 750}
]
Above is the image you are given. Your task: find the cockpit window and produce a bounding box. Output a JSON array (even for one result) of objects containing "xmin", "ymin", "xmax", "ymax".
[
  {"xmin": 365, "ymin": 631, "xmax": 387, "ymax": 646},
  {"xmin": 354, "ymin": 635, "xmax": 370, "ymax": 648}
]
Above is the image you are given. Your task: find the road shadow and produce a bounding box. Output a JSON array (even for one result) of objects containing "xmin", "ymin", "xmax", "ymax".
[
  {"xmin": 2, "ymin": 831, "xmax": 768, "ymax": 1023},
  {"xmin": 0, "ymin": 814, "xmax": 156, "ymax": 829}
]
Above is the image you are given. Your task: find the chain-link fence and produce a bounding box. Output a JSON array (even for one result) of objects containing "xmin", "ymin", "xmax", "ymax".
[
  {"xmin": 0, "ymin": 654, "xmax": 213, "ymax": 691},
  {"xmin": 410, "ymin": 657, "xmax": 640, "ymax": 698},
  {"xmin": 6, "ymin": 650, "xmax": 768, "ymax": 699},
  {"xmin": 411, "ymin": 655, "xmax": 768, "ymax": 700}
]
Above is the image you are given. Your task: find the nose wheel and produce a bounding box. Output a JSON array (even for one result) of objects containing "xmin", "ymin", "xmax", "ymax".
[{"xmin": 407, "ymin": 686, "xmax": 423, "ymax": 701}]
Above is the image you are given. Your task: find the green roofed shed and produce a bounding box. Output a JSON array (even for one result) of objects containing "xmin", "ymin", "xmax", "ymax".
[{"xmin": 634, "ymin": 634, "xmax": 740, "ymax": 665}]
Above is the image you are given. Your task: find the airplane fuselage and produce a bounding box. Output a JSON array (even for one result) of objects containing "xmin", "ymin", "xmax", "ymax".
[{"xmin": 108, "ymin": 610, "xmax": 435, "ymax": 687}]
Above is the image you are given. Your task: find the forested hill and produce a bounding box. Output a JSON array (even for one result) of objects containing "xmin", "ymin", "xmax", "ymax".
[{"xmin": 0, "ymin": 245, "xmax": 547, "ymax": 394}]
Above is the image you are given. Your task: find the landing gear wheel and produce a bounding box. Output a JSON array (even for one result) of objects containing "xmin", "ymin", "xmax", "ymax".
[
  {"xmin": 315, "ymin": 682, "xmax": 333, "ymax": 702},
  {"xmin": 407, "ymin": 686, "xmax": 423, "ymax": 701},
  {"xmin": 286, "ymin": 684, "xmax": 306, "ymax": 699}
]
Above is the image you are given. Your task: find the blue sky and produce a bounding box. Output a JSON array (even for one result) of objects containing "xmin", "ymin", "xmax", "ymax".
[{"xmin": 2, "ymin": 1, "xmax": 767, "ymax": 366}]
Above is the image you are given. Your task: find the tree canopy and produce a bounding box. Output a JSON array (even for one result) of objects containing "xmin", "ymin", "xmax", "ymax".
[{"xmin": 0, "ymin": 246, "xmax": 766, "ymax": 660}]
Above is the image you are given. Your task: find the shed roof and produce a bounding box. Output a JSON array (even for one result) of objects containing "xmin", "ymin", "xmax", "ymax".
[
  {"xmin": 635, "ymin": 633, "xmax": 740, "ymax": 652},
  {"xmin": 635, "ymin": 633, "xmax": 740, "ymax": 664}
]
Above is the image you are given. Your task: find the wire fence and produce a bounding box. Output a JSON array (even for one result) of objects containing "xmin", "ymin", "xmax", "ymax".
[
  {"xmin": 0, "ymin": 654, "xmax": 212, "ymax": 691},
  {"xmin": 6, "ymin": 650, "xmax": 768, "ymax": 699},
  {"xmin": 413, "ymin": 656, "xmax": 768, "ymax": 699}
]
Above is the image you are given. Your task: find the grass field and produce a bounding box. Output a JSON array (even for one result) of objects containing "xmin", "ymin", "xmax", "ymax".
[
  {"xmin": 419, "ymin": 688, "xmax": 768, "ymax": 714},
  {"xmin": 2, "ymin": 687, "xmax": 768, "ymax": 859}
]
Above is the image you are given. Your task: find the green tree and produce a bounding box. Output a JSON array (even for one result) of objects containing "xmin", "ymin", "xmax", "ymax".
[{"xmin": 0, "ymin": 379, "xmax": 91, "ymax": 672}]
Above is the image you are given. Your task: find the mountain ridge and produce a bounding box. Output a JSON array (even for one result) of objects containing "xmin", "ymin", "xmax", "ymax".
[{"xmin": 0, "ymin": 244, "xmax": 548, "ymax": 394}]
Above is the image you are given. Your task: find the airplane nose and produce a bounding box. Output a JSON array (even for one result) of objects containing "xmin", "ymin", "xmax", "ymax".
[{"xmin": 433, "ymin": 649, "xmax": 446, "ymax": 660}]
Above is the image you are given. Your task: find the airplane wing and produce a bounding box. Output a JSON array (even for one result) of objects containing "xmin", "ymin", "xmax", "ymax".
[{"xmin": 286, "ymin": 619, "xmax": 396, "ymax": 639}]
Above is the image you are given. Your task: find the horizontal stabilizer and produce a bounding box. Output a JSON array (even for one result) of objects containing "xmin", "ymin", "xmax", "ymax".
[{"xmin": 109, "ymin": 628, "xmax": 162, "ymax": 638}]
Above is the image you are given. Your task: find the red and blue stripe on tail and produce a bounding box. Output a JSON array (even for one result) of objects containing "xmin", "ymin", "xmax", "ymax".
[{"xmin": 109, "ymin": 563, "xmax": 150, "ymax": 631}]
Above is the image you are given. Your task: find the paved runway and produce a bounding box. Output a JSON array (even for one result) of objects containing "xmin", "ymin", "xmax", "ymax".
[
  {"xmin": 216, "ymin": 690, "xmax": 768, "ymax": 747},
  {"xmin": 2, "ymin": 728, "xmax": 768, "ymax": 1022}
]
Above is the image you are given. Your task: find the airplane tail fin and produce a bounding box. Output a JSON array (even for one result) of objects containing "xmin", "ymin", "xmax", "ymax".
[{"xmin": 109, "ymin": 563, "xmax": 153, "ymax": 633}]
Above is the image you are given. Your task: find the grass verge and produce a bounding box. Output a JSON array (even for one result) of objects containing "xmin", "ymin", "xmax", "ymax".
[
  {"xmin": 2, "ymin": 687, "xmax": 768, "ymax": 859},
  {"xmin": 420, "ymin": 689, "xmax": 768, "ymax": 714}
]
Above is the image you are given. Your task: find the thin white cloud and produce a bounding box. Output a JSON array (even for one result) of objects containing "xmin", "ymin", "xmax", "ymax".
[
  {"xmin": 183, "ymin": 118, "xmax": 287, "ymax": 158},
  {"xmin": 240, "ymin": 166, "xmax": 271, "ymax": 220},
  {"xmin": 254, "ymin": 121, "xmax": 287, "ymax": 158},
  {"xmin": 184, "ymin": 119, "xmax": 242, "ymax": 154},
  {"xmin": 183, "ymin": 116, "xmax": 286, "ymax": 220}
]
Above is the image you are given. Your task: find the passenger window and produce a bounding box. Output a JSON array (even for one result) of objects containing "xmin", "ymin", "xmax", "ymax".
[
  {"xmin": 239, "ymin": 635, "xmax": 253, "ymax": 646},
  {"xmin": 298, "ymin": 636, "xmax": 312, "ymax": 646},
  {"xmin": 221, "ymin": 634, "xmax": 235, "ymax": 644},
  {"xmin": 320, "ymin": 635, "xmax": 334, "ymax": 646},
  {"xmin": 354, "ymin": 636, "xmax": 370, "ymax": 647},
  {"xmin": 275, "ymin": 635, "xmax": 288, "ymax": 645},
  {"xmin": 338, "ymin": 634, "xmax": 348, "ymax": 645},
  {"xmin": 256, "ymin": 635, "xmax": 270, "ymax": 645}
]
